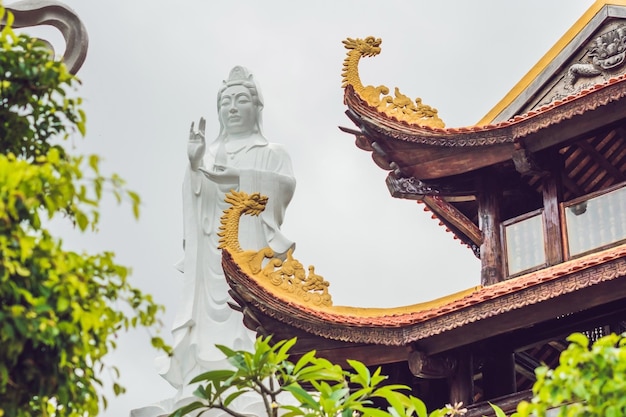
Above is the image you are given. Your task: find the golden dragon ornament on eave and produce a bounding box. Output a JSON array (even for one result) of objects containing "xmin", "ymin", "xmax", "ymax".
[
  {"xmin": 218, "ymin": 190, "xmax": 332, "ymax": 308},
  {"xmin": 342, "ymin": 36, "xmax": 445, "ymax": 128}
]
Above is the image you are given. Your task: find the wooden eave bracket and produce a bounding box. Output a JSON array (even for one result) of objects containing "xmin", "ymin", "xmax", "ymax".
[
  {"xmin": 339, "ymin": 122, "xmax": 482, "ymax": 256},
  {"xmin": 339, "ymin": 122, "xmax": 395, "ymax": 172},
  {"xmin": 385, "ymin": 173, "xmax": 481, "ymax": 256},
  {"xmin": 386, "ymin": 175, "xmax": 435, "ymax": 200},
  {"xmin": 512, "ymin": 140, "xmax": 548, "ymax": 177}
]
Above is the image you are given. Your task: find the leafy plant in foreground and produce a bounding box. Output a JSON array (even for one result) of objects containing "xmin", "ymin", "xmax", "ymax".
[
  {"xmin": 0, "ymin": 4, "xmax": 168, "ymax": 416},
  {"xmin": 171, "ymin": 336, "xmax": 467, "ymax": 417},
  {"xmin": 491, "ymin": 332, "xmax": 626, "ymax": 417}
]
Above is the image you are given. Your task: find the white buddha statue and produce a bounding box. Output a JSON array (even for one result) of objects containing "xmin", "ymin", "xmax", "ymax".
[{"xmin": 133, "ymin": 66, "xmax": 295, "ymax": 416}]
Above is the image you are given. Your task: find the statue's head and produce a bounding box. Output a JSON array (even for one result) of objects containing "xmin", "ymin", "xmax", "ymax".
[{"xmin": 217, "ymin": 66, "xmax": 264, "ymax": 139}]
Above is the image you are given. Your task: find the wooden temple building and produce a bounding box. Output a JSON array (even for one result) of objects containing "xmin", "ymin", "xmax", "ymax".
[{"xmin": 220, "ymin": 1, "xmax": 626, "ymax": 415}]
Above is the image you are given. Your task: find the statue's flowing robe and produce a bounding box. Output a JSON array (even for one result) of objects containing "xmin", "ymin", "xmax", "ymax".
[{"xmin": 158, "ymin": 134, "xmax": 295, "ymax": 394}]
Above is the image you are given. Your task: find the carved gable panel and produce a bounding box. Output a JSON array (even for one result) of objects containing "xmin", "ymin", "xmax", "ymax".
[
  {"xmin": 521, "ymin": 19, "xmax": 626, "ymax": 114},
  {"xmin": 484, "ymin": 4, "xmax": 626, "ymax": 124}
]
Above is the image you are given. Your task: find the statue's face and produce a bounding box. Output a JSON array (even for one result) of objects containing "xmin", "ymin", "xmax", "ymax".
[{"xmin": 219, "ymin": 85, "xmax": 257, "ymax": 136}]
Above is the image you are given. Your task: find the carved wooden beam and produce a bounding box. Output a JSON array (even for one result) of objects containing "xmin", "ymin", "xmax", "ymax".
[
  {"xmin": 423, "ymin": 195, "xmax": 482, "ymax": 248},
  {"xmin": 385, "ymin": 175, "xmax": 481, "ymax": 255},
  {"xmin": 386, "ymin": 175, "xmax": 440, "ymax": 199},
  {"xmin": 4, "ymin": 0, "xmax": 89, "ymax": 74},
  {"xmin": 464, "ymin": 390, "xmax": 532, "ymax": 417},
  {"xmin": 408, "ymin": 350, "xmax": 456, "ymax": 379}
]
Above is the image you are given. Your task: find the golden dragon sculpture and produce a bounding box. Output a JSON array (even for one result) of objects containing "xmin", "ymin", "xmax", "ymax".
[
  {"xmin": 342, "ymin": 36, "xmax": 445, "ymax": 128},
  {"xmin": 218, "ymin": 190, "xmax": 332, "ymax": 307}
]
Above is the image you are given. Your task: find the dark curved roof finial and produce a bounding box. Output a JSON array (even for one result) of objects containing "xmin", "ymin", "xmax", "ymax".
[{"xmin": 4, "ymin": 0, "xmax": 89, "ymax": 74}]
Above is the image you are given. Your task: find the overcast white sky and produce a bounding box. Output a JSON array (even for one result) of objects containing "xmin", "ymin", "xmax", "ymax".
[{"xmin": 18, "ymin": 0, "xmax": 593, "ymax": 415}]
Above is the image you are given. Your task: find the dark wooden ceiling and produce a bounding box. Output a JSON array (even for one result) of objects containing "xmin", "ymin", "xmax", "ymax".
[{"xmin": 448, "ymin": 119, "xmax": 626, "ymax": 228}]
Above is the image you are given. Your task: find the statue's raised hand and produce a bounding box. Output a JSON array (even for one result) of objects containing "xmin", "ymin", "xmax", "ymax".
[{"xmin": 188, "ymin": 117, "xmax": 206, "ymax": 170}]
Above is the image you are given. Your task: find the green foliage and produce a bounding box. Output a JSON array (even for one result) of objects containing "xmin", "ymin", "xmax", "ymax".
[
  {"xmin": 491, "ymin": 332, "xmax": 626, "ymax": 417},
  {"xmin": 0, "ymin": 5, "xmax": 168, "ymax": 416},
  {"xmin": 516, "ymin": 332, "xmax": 626, "ymax": 417},
  {"xmin": 170, "ymin": 336, "xmax": 463, "ymax": 417},
  {"xmin": 0, "ymin": 8, "xmax": 84, "ymax": 160}
]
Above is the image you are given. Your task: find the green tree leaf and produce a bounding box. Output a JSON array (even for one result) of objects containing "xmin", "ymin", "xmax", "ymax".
[{"xmin": 0, "ymin": 6, "xmax": 168, "ymax": 416}]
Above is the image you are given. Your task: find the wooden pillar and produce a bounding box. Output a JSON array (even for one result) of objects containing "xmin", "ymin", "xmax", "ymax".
[
  {"xmin": 408, "ymin": 350, "xmax": 472, "ymax": 408},
  {"xmin": 478, "ymin": 173, "xmax": 503, "ymax": 286},
  {"xmin": 482, "ymin": 352, "xmax": 516, "ymax": 400},
  {"xmin": 542, "ymin": 157, "xmax": 563, "ymax": 266},
  {"xmin": 448, "ymin": 350, "xmax": 473, "ymax": 406}
]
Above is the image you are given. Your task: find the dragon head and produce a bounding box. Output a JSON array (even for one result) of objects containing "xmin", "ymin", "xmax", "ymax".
[
  {"xmin": 361, "ymin": 36, "xmax": 382, "ymax": 57},
  {"xmin": 342, "ymin": 36, "xmax": 382, "ymax": 57},
  {"xmin": 243, "ymin": 192, "xmax": 268, "ymax": 217}
]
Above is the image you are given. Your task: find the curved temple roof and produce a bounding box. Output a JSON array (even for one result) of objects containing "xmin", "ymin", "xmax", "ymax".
[
  {"xmin": 224, "ymin": 1, "xmax": 626, "ymax": 364},
  {"xmin": 223, "ymin": 244, "xmax": 626, "ymax": 354},
  {"xmin": 338, "ymin": 2, "xmax": 626, "ymax": 253},
  {"xmin": 344, "ymin": 74, "xmax": 626, "ymax": 181}
]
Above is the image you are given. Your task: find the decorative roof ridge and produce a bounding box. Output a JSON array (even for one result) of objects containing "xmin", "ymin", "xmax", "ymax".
[
  {"xmin": 348, "ymin": 73, "xmax": 626, "ymax": 132},
  {"xmin": 225, "ymin": 243, "xmax": 626, "ymax": 324},
  {"xmin": 344, "ymin": 73, "xmax": 626, "ymax": 147},
  {"xmin": 341, "ymin": 37, "xmax": 445, "ymax": 128},
  {"xmin": 224, "ymin": 244, "xmax": 626, "ymax": 345}
]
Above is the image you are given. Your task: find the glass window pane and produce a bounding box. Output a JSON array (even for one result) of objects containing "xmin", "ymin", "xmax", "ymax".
[
  {"xmin": 566, "ymin": 186, "xmax": 626, "ymax": 256},
  {"xmin": 505, "ymin": 213, "xmax": 545, "ymax": 275}
]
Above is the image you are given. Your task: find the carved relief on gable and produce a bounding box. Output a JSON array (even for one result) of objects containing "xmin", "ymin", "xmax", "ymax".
[{"xmin": 522, "ymin": 21, "xmax": 626, "ymax": 114}]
